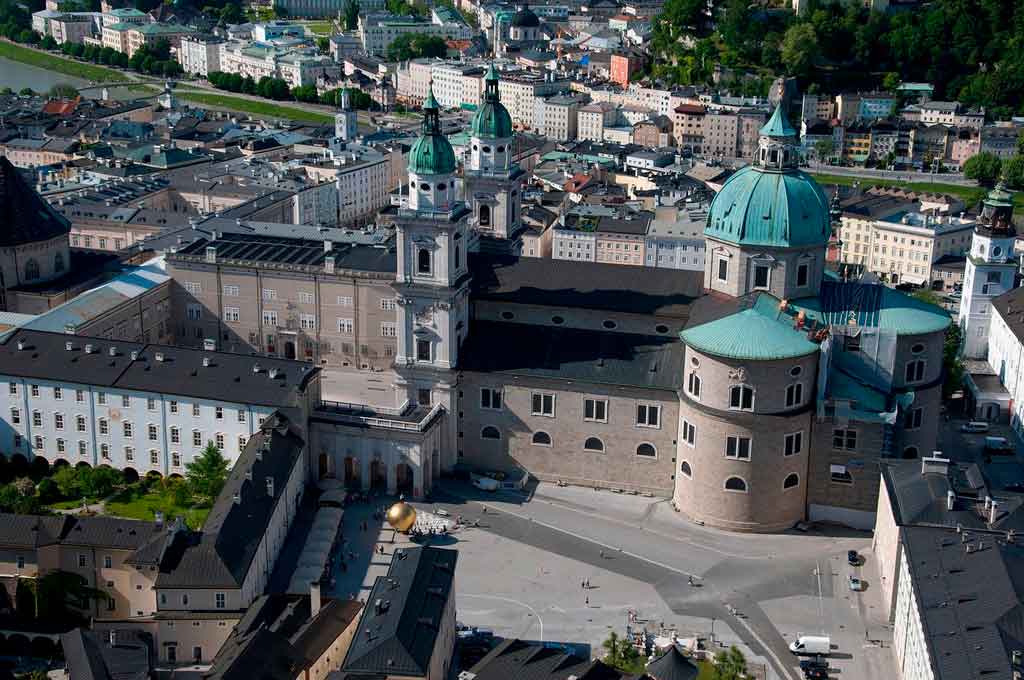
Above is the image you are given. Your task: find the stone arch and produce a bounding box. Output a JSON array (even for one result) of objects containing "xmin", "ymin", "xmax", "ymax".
[
  {"xmin": 479, "ymin": 204, "xmax": 491, "ymax": 226},
  {"xmin": 783, "ymin": 473, "xmax": 800, "ymax": 490},
  {"xmin": 395, "ymin": 463, "xmax": 413, "ymax": 495},
  {"xmin": 123, "ymin": 467, "xmax": 139, "ymax": 483},
  {"xmin": 75, "ymin": 461, "xmax": 91, "ymax": 469},
  {"xmin": 724, "ymin": 476, "xmax": 748, "ymax": 492}
]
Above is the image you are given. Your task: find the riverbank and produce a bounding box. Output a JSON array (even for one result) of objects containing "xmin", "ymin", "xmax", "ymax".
[
  {"xmin": 174, "ymin": 88, "xmax": 335, "ymax": 123},
  {"xmin": 810, "ymin": 172, "xmax": 990, "ymax": 206},
  {"xmin": 0, "ymin": 40, "xmax": 129, "ymax": 83}
]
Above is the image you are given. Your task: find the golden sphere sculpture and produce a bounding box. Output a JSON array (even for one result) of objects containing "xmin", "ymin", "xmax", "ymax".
[{"xmin": 386, "ymin": 499, "xmax": 417, "ymax": 533}]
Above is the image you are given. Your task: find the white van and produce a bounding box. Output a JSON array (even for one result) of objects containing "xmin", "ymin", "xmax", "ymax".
[
  {"xmin": 789, "ymin": 635, "xmax": 831, "ymax": 656},
  {"xmin": 961, "ymin": 421, "xmax": 991, "ymax": 434}
]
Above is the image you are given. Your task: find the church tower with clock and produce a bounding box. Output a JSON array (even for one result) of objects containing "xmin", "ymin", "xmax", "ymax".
[{"xmin": 392, "ymin": 85, "xmax": 470, "ymax": 474}]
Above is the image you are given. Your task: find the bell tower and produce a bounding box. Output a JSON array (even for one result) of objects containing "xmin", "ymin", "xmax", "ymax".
[
  {"xmin": 465, "ymin": 64, "xmax": 524, "ymax": 252},
  {"xmin": 392, "ymin": 85, "xmax": 470, "ymax": 472}
]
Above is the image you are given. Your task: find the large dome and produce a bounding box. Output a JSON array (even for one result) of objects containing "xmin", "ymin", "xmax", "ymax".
[
  {"xmin": 408, "ymin": 90, "xmax": 457, "ymax": 176},
  {"xmin": 511, "ymin": 4, "xmax": 539, "ymax": 27},
  {"xmin": 471, "ymin": 64, "xmax": 513, "ymax": 139},
  {"xmin": 704, "ymin": 165, "xmax": 831, "ymax": 248}
]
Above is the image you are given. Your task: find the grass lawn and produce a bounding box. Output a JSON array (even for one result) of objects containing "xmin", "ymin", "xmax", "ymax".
[
  {"xmin": 105, "ymin": 484, "xmax": 211, "ymax": 528},
  {"xmin": 174, "ymin": 90, "xmax": 335, "ymax": 124},
  {"xmin": 810, "ymin": 172, "xmax": 988, "ymax": 206},
  {"xmin": 48, "ymin": 498, "xmax": 91, "ymax": 510},
  {"xmin": 303, "ymin": 20, "xmax": 335, "ymax": 34},
  {"xmin": 0, "ymin": 40, "xmax": 129, "ymax": 83},
  {"xmin": 695, "ymin": 660, "xmax": 716, "ymax": 680}
]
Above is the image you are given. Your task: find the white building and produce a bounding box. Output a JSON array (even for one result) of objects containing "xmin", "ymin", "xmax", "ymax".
[
  {"xmin": 178, "ymin": 34, "xmax": 224, "ymax": 76},
  {"xmin": 218, "ymin": 42, "xmax": 335, "ymax": 88},
  {"xmin": 358, "ymin": 13, "xmax": 471, "ymax": 57},
  {"xmin": 0, "ymin": 331, "xmax": 319, "ymax": 477},
  {"xmin": 644, "ymin": 203, "xmax": 707, "ymax": 271},
  {"xmin": 577, "ymin": 102, "xmax": 617, "ymax": 142}
]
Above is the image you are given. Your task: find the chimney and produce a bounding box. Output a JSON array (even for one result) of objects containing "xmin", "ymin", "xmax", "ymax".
[
  {"xmin": 921, "ymin": 454, "xmax": 950, "ymax": 476},
  {"xmin": 265, "ymin": 477, "xmax": 275, "ymax": 497},
  {"xmin": 155, "ymin": 352, "xmax": 165, "ymax": 362},
  {"xmin": 990, "ymin": 500, "xmax": 999, "ymax": 524},
  {"xmin": 310, "ymin": 581, "xmax": 321, "ymax": 614},
  {"xmin": 324, "ymin": 255, "xmax": 335, "ymax": 274},
  {"xmin": 84, "ymin": 343, "xmax": 94, "ymax": 354},
  {"xmin": 947, "ymin": 490, "xmax": 955, "ymax": 511},
  {"xmin": 202, "ymin": 357, "xmax": 211, "ymax": 367},
  {"xmin": 205, "ymin": 246, "xmax": 217, "ymax": 263},
  {"xmin": 109, "ymin": 346, "xmax": 117, "ymax": 357}
]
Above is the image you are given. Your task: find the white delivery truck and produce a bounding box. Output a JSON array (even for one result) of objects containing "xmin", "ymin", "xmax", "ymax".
[{"xmin": 789, "ymin": 635, "xmax": 831, "ymax": 655}]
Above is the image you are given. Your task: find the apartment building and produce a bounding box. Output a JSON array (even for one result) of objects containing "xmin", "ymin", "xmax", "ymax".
[
  {"xmin": 672, "ymin": 103, "xmax": 705, "ymax": 152},
  {"xmin": 703, "ymin": 110, "xmax": 739, "ymax": 158},
  {"xmin": 497, "ymin": 72, "xmax": 569, "ymax": 130},
  {"xmin": 919, "ymin": 101, "xmax": 985, "ymax": 129},
  {"xmin": 303, "ymin": 145, "xmax": 404, "ymax": 227},
  {"xmin": 644, "ymin": 203, "xmax": 707, "ymax": 271},
  {"xmin": 358, "ymin": 13, "xmax": 471, "ymax": 56},
  {"xmin": 0, "ymin": 329, "xmax": 319, "ymax": 475},
  {"xmin": 178, "ymin": 34, "xmax": 224, "ymax": 76},
  {"xmin": 218, "ymin": 43, "xmax": 335, "ymax": 88},
  {"xmin": 577, "ymin": 102, "xmax": 617, "ymax": 142},
  {"xmin": 32, "ymin": 10, "xmax": 96, "ymax": 44},
  {"xmin": 534, "ymin": 95, "xmax": 583, "ymax": 142},
  {"xmin": 125, "ymin": 23, "xmax": 194, "ymax": 57}
]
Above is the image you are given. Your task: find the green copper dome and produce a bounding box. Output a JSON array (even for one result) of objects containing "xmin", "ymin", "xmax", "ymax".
[
  {"xmin": 471, "ymin": 64, "xmax": 513, "ymax": 139},
  {"xmin": 408, "ymin": 86, "xmax": 457, "ymax": 176},
  {"xmin": 705, "ymin": 166, "xmax": 831, "ymax": 248}
]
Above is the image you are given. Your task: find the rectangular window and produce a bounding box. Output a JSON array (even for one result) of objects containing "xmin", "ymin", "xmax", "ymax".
[
  {"xmin": 337, "ymin": 296, "xmax": 353, "ymax": 306},
  {"xmin": 75, "ymin": 390, "xmax": 85, "ymax": 403},
  {"xmin": 54, "ymin": 413, "xmax": 64, "ymax": 430},
  {"xmin": 338, "ymin": 318, "xmax": 354, "ymax": 334},
  {"xmin": 215, "ymin": 592, "xmax": 225, "ymax": 609},
  {"xmin": 169, "ymin": 400, "xmax": 178, "ymax": 414},
  {"xmin": 100, "ymin": 443, "xmax": 110, "ymax": 459},
  {"xmin": 8, "ymin": 382, "xmax": 16, "ymax": 395},
  {"xmin": 300, "ymin": 314, "xmax": 316, "ymax": 330},
  {"xmin": 124, "ymin": 446, "xmax": 134, "ymax": 462},
  {"xmin": 224, "ymin": 307, "xmax": 240, "ymax": 322},
  {"xmin": 172, "ymin": 451, "xmax": 181, "ymax": 467},
  {"xmin": 123, "ymin": 422, "xmax": 133, "ymax": 438},
  {"xmin": 830, "ymin": 464, "xmax": 854, "ymax": 484},
  {"xmin": 56, "ymin": 439, "xmax": 65, "ymax": 453},
  {"xmin": 32, "ymin": 411, "xmax": 42, "ymax": 427},
  {"xmin": 480, "ymin": 388, "xmax": 502, "ymax": 410},
  {"xmin": 380, "ymin": 298, "xmax": 397, "ymax": 311},
  {"xmin": 78, "ymin": 440, "xmax": 87, "ymax": 456},
  {"xmin": 53, "ymin": 387, "xmax": 63, "ymax": 400},
  {"xmin": 262, "ymin": 288, "xmax": 277, "ymax": 300},
  {"xmin": 10, "ymin": 408, "xmax": 19, "ymax": 424},
  {"xmin": 104, "ymin": 555, "xmax": 112, "ymax": 569},
  {"xmin": 78, "ymin": 554, "xmax": 87, "ymax": 567},
  {"xmin": 215, "ymin": 433, "xmax": 224, "ymax": 450},
  {"xmin": 753, "ymin": 264, "xmax": 770, "ymax": 288},
  {"xmin": 150, "ymin": 450, "xmax": 159, "ymax": 465},
  {"xmin": 170, "ymin": 427, "xmax": 180, "ymax": 444},
  {"xmin": 681, "ymin": 419, "xmax": 696, "ymax": 447},
  {"xmin": 34, "ymin": 435, "xmax": 43, "ymax": 450},
  {"xmin": 717, "ymin": 258, "xmax": 728, "ymax": 281},
  {"xmin": 223, "ymin": 284, "xmax": 240, "ymax": 297},
  {"xmin": 729, "ymin": 385, "xmax": 754, "ymax": 410},
  {"xmin": 846, "ymin": 334, "xmax": 860, "ymax": 352},
  {"xmin": 784, "ymin": 431, "xmax": 803, "ymax": 456},
  {"xmin": 584, "ymin": 398, "xmax": 608, "ymax": 422},
  {"xmin": 832, "ymin": 428, "xmax": 857, "ymax": 451},
  {"xmin": 147, "ymin": 397, "xmax": 157, "ymax": 411},
  {"xmin": 215, "ymin": 407, "xmax": 223, "ymax": 420},
  {"xmin": 636, "ymin": 403, "xmax": 660, "ymax": 428},
  {"xmin": 30, "ymin": 385, "xmax": 39, "ymax": 398},
  {"xmin": 905, "ymin": 407, "xmax": 923, "ymax": 430},
  {"xmin": 122, "ymin": 395, "xmax": 130, "ymax": 408},
  {"xmin": 76, "ymin": 415, "xmax": 86, "ymax": 432},
  {"xmin": 726, "ymin": 435, "xmax": 751, "ymax": 460},
  {"xmin": 183, "ymin": 281, "xmax": 201, "ymax": 295},
  {"xmin": 796, "ymin": 263, "xmax": 809, "ymax": 287},
  {"xmin": 192, "ymin": 403, "xmax": 201, "ymax": 417},
  {"xmin": 262, "ymin": 311, "xmax": 278, "ymax": 326},
  {"xmin": 381, "ymin": 322, "xmax": 397, "ymax": 337},
  {"xmin": 531, "ymin": 392, "xmax": 555, "ymax": 417},
  {"xmin": 416, "ymin": 339, "xmax": 431, "ymax": 362},
  {"xmin": 298, "ymin": 291, "xmax": 315, "ymax": 304},
  {"xmin": 785, "ymin": 383, "xmax": 803, "ymax": 407},
  {"xmin": 238, "ymin": 410, "xmax": 246, "ymax": 423},
  {"xmin": 98, "ymin": 392, "xmax": 107, "ymax": 405},
  {"xmin": 193, "ymin": 431, "xmax": 202, "ymax": 446},
  {"xmin": 187, "ymin": 304, "xmax": 201, "ymax": 321}
]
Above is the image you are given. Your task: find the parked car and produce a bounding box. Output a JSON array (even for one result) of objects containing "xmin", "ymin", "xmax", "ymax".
[
  {"xmin": 790, "ymin": 635, "xmax": 831, "ymax": 655},
  {"xmin": 848, "ymin": 575, "xmax": 864, "ymax": 591},
  {"xmin": 472, "ymin": 476, "xmax": 499, "ymax": 491},
  {"xmin": 847, "ymin": 550, "xmax": 860, "ymax": 566},
  {"xmin": 800, "ymin": 656, "xmax": 829, "ymax": 672},
  {"xmin": 804, "ymin": 669, "xmax": 829, "ymax": 680},
  {"xmin": 984, "ymin": 436, "xmax": 1014, "ymax": 454},
  {"xmin": 961, "ymin": 421, "xmax": 991, "ymax": 433}
]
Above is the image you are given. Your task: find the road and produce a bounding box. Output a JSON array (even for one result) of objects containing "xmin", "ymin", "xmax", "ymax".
[{"xmin": 411, "ymin": 481, "xmax": 894, "ymax": 680}]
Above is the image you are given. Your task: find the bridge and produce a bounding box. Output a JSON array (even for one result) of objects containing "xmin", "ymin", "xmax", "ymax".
[{"xmin": 76, "ymin": 77, "xmax": 179, "ymax": 93}]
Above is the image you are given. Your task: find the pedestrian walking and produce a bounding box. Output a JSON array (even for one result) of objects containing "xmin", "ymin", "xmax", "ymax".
[
  {"xmin": 585, "ymin": 596, "xmax": 589, "ymax": 606},
  {"xmin": 599, "ymin": 550, "xmax": 604, "ymax": 559}
]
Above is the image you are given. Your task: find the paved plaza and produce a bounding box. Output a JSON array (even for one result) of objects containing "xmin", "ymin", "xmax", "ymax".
[{"xmin": 315, "ymin": 482, "xmax": 896, "ymax": 680}]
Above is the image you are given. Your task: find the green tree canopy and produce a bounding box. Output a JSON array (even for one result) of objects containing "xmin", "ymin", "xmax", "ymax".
[
  {"xmin": 1002, "ymin": 155, "xmax": 1024, "ymax": 190},
  {"xmin": 711, "ymin": 646, "xmax": 748, "ymax": 680},
  {"xmin": 963, "ymin": 152, "xmax": 1003, "ymax": 186},
  {"xmin": 186, "ymin": 443, "xmax": 230, "ymax": 503},
  {"xmin": 343, "ymin": 0, "xmax": 360, "ymax": 30},
  {"xmin": 781, "ymin": 23, "xmax": 819, "ymax": 79},
  {"xmin": 386, "ymin": 33, "xmax": 447, "ymax": 62}
]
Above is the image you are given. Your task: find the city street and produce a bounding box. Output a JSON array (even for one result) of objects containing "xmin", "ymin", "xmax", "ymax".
[{"xmin": 323, "ymin": 482, "xmax": 895, "ymax": 680}]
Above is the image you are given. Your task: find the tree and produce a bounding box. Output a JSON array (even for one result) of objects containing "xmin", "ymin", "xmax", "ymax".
[
  {"xmin": 39, "ymin": 34, "xmax": 57, "ymax": 49},
  {"xmin": 1002, "ymin": 155, "xmax": 1024, "ymax": 190},
  {"xmin": 943, "ymin": 321, "xmax": 965, "ymax": 399},
  {"xmin": 600, "ymin": 632, "xmax": 645, "ymax": 674},
  {"xmin": 963, "ymin": 152, "xmax": 1003, "ymax": 186},
  {"xmin": 317, "ymin": 36, "xmax": 330, "ymax": 53},
  {"xmin": 220, "ymin": 1, "xmax": 242, "ymax": 24},
  {"xmin": 343, "ymin": 0, "xmax": 359, "ymax": 30},
  {"xmin": 711, "ymin": 646, "xmax": 748, "ymax": 680},
  {"xmin": 186, "ymin": 443, "xmax": 230, "ymax": 503},
  {"xmin": 882, "ymin": 71, "xmax": 901, "ymax": 92},
  {"xmin": 80, "ymin": 466, "xmax": 122, "ymax": 498},
  {"xmin": 1018, "ymin": 129, "xmax": 1024, "ymax": 156},
  {"xmin": 48, "ymin": 83, "xmax": 79, "ymax": 99},
  {"xmin": 53, "ymin": 466, "xmax": 82, "ymax": 499},
  {"xmin": 814, "ymin": 139, "xmax": 835, "ymax": 163},
  {"xmin": 386, "ymin": 33, "xmax": 446, "ymax": 62},
  {"xmin": 781, "ymin": 23, "xmax": 818, "ymax": 80}
]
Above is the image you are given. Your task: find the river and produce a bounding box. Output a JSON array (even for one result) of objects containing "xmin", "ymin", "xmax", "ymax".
[{"xmin": 0, "ymin": 55, "xmax": 138, "ymax": 99}]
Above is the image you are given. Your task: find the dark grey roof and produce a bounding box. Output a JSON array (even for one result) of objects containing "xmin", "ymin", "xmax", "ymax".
[
  {"xmin": 0, "ymin": 330, "xmax": 318, "ymax": 408},
  {"xmin": 0, "ymin": 157, "xmax": 71, "ymax": 247},
  {"xmin": 341, "ymin": 547, "xmax": 457, "ymax": 678},
  {"xmin": 469, "ymin": 253, "xmax": 702, "ymax": 319},
  {"xmin": 203, "ymin": 626, "xmax": 304, "ymax": 680},
  {"xmin": 467, "ymin": 639, "xmax": 634, "ymax": 680},
  {"xmin": 881, "ymin": 460, "xmax": 1024, "ymax": 531},
  {"xmin": 993, "ymin": 286, "xmax": 1024, "ymax": 348},
  {"xmin": 60, "ymin": 628, "xmax": 153, "ymax": 680},
  {"xmin": 901, "ymin": 526, "xmax": 1024, "ymax": 680},
  {"xmin": 0, "ymin": 513, "xmax": 159, "ymax": 551},
  {"xmin": 460, "ymin": 321, "xmax": 684, "ymax": 391},
  {"xmin": 153, "ymin": 413, "xmax": 307, "ymax": 589},
  {"xmin": 645, "ymin": 646, "xmax": 699, "ymax": 680}
]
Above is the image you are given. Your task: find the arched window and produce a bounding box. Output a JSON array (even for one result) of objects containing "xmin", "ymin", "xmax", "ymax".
[
  {"xmin": 636, "ymin": 443, "xmax": 656, "ymax": 458},
  {"xmin": 905, "ymin": 359, "xmax": 925, "ymax": 383},
  {"xmin": 583, "ymin": 437, "xmax": 604, "ymax": 452},
  {"xmin": 482, "ymin": 145, "xmax": 491, "ymax": 153},
  {"xmin": 481, "ymin": 426, "xmax": 501, "ymax": 440},
  {"xmin": 419, "ymin": 182, "xmax": 430, "ymax": 191},
  {"xmin": 479, "ymin": 204, "xmax": 491, "ymax": 226},
  {"xmin": 783, "ymin": 473, "xmax": 799, "ymax": 490},
  {"xmin": 417, "ymin": 248, "xmax": 431, "ymax": 274},
  {"xmin": 455, "ymin": 245, "xmax": 461, "ymax": 269},
  {"xmin": 532, "ymin": 431, "xmax": 551, "ymax": 446},
  {"xmin": 687, "ymin": 372, "xmax": 701, "ymax": 399},
  {"xmin": 679, "ymin": 461, "xmax": 692, "ymax": 477},
  {"xmin": 436, "ymin": 182, "xmax": 446, "ymax": 190},
  {"xmin": 724, "ymin": 476, "xmax": 748, "ymax": 492},
  {"xmin": 903, "ymin": 446, "xmax": 919, "ymax": 459},
  {"xmin": 54, "ymin": 252, "xmax": 64, "ymax": 273},
  {"xmin": 24, "ymin": 259, "xmax": 39, "ymax": 281},
  {"xmin": 729, "ymin": 384, "xmax": 754, "ymax": 410}
]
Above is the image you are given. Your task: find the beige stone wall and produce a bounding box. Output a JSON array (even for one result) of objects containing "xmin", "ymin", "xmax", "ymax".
[
  {"xmin": 303, "ymin": 612, "xmax": 359, "ymax": 680},
  {"xmin": 0, "ymin": 235, "xmax": 70, "ymax": 293},
  {"xmin": 704, "ymin": 238, "xmax": 825, "ymax": 301},
  {"xmin": 871, "ymin": 471, "xmax": 902, "ymax": 621},
  {"xmin": 805, "ymin": 419, "xmax": 886, "ymax": 515},
  {"xmin": 673, "ymin": 347, "xmax": 818, "ymax": 532},
  {"xmin": 78, "ymin": 280, "xmax": 172, "ymax": 344},
  {"xmin": 166, "ymin": 259, "xmax": 397, "ymax": 370},
  {"xmin": 156, "ymin": 615, "xmax": 240, "ymax": 664},
  {"xmin": 458, "ymin": 373, "xmax": 678, "ymax": 496},
  {"xmin": 0, "ymin": 547, "xmax": 38, "ymax": 577}
]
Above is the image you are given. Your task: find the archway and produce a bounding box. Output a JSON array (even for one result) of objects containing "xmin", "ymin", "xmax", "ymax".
[
  {"xmin": 318, "ymin": 452, "xmax": 330, "ymax": 480},
  {"xmin": 9, "ymin": 453, "xmax": 28, "ymax": 478},
  {"xmin": 168, "ymin": 473, "xmax": 183, "ymax": 480},
  {"xmin": 52, "ymin": 458, "xmax": 70, "ymax": 469},
  {"xmin": 146, "ymin": 470, "xmax": 163, "ymax": 480},
  {"xmin": 29, "ymin": 456, "xmax": 49, "ymax": 481},
  {"xmin": 123, "ymin": 467, "xmax": 139, "ymax": 484},
  {"xmin": 395, "ymin": 463, "xmax": 413, "ymax": 495},
  {"xmin": 75, "ymin": 461, "xmax": 91, "ymax": 469},
  {"xmin": 344, "ymin": 456, "xmax": 359, "ymax": 489},
  {"xmin": 284, "ymin": 341, "xmax": 296, "ymax": 360},
  {"xmin": 29, "ymin": 636, "xmax": 56, "ymax": 659},
  {"xmin": 369, "ymin": 459, "xmax": 386, "ymax": 490}
]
